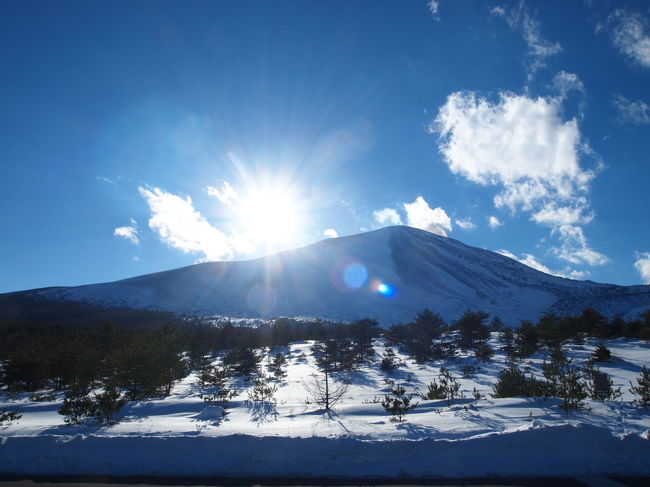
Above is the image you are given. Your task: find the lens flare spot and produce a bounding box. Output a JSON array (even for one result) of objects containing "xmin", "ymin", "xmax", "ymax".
[
  {"xmin": 343, "ymin": 263, "xmax": 368, "ymax": 289},
  {"xmin": 371, "ymin": 279, "xmax": 396, "ymax": 298}
]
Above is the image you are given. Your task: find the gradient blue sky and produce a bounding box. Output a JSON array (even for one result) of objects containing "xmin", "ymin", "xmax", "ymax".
[{"xmin": 2, "ymin": 0, "xmax": 650, "ymax": 293}]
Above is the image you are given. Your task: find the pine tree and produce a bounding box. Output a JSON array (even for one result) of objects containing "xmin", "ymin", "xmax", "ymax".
[
  {"xmin": 420, "ymin": 367, "xmax": 463, "ymax": 406},
  {"xmin": 382, "ymin": 384, "xmax": 417, "ymax": 422},
  {"xmin": 58, "ymin": 388, "xmax": 95, "ymax": 424},
  {"xmin": 247, "ymin": 373, "xmax": 279, "ymax": 404},
  {"xmin": 380, "ymin": 348, "xmax": 400, "ymax": 372},
  {"xmin": 455, "ymin": 310, "xmax": 490, "ymax": 349},
  {"xmin": 629, "ymin": 366, "xmax": 650, "ymax": 407},
  {"xmin": 541, "ymin": 348, "xmax": 588, "ymax": 411},
  {"xmin": 592, "ymin": 344, "xmax": 612, "ymax": 362},
  {"xmin": 268, "ymin": 352, "xmax": 288, "ymax": 379},
  {"xmin": 93, "ymin": 384, "xmax": 128, "ymax": 424}
]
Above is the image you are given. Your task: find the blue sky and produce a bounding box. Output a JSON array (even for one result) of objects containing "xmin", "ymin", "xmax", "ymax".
[{"xmin": 2, "ymin": 0, "xmax": 650, "ymax": 293}]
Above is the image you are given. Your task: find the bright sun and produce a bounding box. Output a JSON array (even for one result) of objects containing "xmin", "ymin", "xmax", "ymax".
[{"xmin": 237, "ymin": 185, "xmax": 304, "ymax": 247}]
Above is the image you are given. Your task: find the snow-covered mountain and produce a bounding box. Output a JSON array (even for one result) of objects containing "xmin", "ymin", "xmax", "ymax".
[{"xmin": 4, "ymin": 226, "xmax": 650, "ymax": 325}]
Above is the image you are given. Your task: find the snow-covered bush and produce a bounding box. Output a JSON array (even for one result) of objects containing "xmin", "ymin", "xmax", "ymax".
[{"xmin": 0, "ymin": 408, "xmax": 21, "ymax": 425}]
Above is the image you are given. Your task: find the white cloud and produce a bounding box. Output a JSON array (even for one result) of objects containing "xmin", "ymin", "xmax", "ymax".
[
  {"xmin": 323, "ymin": 228, "xmax": 338, "ymax": 239},
  {"xmin": 206, "ymin": 180, "xmax": 238, "ymax": 206},
  {"xmin": 434, "ymin": 92, "xmax": 591, "ymax": 206},
  {"xmin": 531, "ymin": 201, "xmax": 593, "ymax": 226},
  {"xmin": 139, "ymin": 186, "xmax": 237, "ymax": 261},
  {"xmin": 613, "ymin": 94, "xmax": 650, "ymax": 125},
  {"xmin": 491, "ymin": 3, "xmax": 562, "ymax": 80},
  {"xmin": 455, "ymin": 218, "xmax": 476, "ymax": 230},
  {"xmin": 497, "ymin": 249, "xmax": 588, "ymax": 280},
  {"xmin": 552, "ymin": 71, "xmax": 585, "ymax": 99},
  {"xmin": 488, "ymin": 216, "xmax": 503, "ymax": 229},
  {"xmin": 403, "ymin": 196, "xmax": 452, "ymax": 237},
  {"xmin": 609, "ymin": 9, "xmax": 650, "ymax": 69},
  {"xmin": 552, "ymin": 225, "xmax": 609, "ymax": 266},
  {"xmin": 131, "ymin": 255, "xmax": 140, "ymax": 262},
  {"xmin": 634, "ymin": 252, "xmax": 650, "ymax": 284},
  {"xmin": 113, "ymin": 218, "xmax": 139, "ymax": 245},
  {"xmin": 433, "ymin": 90, "xmax": 607, "ymax": 266},
  {"xmin": 428, "ymin": 0, "xmax": 440, "ymax": 21},
  {"xmin": 373, "ymin": 208, "xmax": 403, "ymax": 226}
]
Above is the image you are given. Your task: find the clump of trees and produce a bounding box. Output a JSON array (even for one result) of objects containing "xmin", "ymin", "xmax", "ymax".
[{"xmin": 58, "ymin": 384, "xmax": 127, "ymax": 425}]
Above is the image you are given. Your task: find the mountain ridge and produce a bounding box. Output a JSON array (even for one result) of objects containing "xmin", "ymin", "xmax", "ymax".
[{"xmin": 2, "ymin": 226, "xmax": 649, "ymax": 326}]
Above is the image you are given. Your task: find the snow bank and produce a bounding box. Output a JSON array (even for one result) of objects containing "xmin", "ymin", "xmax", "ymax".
[{"xmin": 1, "ymin": 424, "xmax": 648, "ymax": 478}]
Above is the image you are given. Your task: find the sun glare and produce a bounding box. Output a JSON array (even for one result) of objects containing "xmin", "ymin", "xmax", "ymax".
[{"xmin": 237, "ymin": 184, "xmax": 304, "ymax": 248}]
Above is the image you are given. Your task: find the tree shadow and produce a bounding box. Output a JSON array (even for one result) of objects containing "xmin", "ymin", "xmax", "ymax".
[{"xmin": 246, "ymin": 399, "xmax": 279, "ymax": 424}]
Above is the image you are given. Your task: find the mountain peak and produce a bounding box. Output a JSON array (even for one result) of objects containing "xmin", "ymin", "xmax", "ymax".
[{"xmin": 4, "ymin": 228, "xmax": 650, "ymax": 326}]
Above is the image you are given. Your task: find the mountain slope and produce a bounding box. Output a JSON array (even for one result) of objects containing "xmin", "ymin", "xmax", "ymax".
[{"xmin": 3, "ymin": 226, "xmax": 650, "ymax": 325}]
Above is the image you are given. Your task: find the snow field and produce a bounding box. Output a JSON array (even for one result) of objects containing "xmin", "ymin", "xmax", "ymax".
[{"xmin": 1, "ymin": 335, "xmax": 649, "ymax": 477}]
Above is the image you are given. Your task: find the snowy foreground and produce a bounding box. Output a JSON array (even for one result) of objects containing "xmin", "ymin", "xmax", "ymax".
[{"xmin": 2, "ymin": 336, "xmax": 649, "ymax": 478}]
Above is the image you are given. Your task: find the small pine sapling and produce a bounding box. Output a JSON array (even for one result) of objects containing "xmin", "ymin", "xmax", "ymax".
[
  {"xmin": 93, "ymin": 384, "xmax": 128, "ymax": 424},
  {"xmin": 381, "ymin": 384, "xmax": 418, "ymax": 422},
  {"xmin": 268, "ymin": 352, "xmax": 288, "ymax": 379},
  {"xmin": 461, "ymin": 364, "xmax": 479, "ymax": 378},
  {"xmin": 629, "ymin": 366, "xmax": 650, "ymax": 407},
  {"xmin": 247, "ymin": 373, "xmax": 279, "ymax": 404},
  {"xmin": 475, "ymin": 343, "xmax": 495, "ymax": 362},
  {"xmin": 58, "ymin": 388, "xmax": 95, "ymax": 424},
  {"xmin": 380, "ymin": 347, "xmax": 400, "ymax": 371},
  {"xmin": 585, "ymin": 365, "xmax": 621, "ymax": 401},
  {"xmin": 202, "ymin": 365, "xmax": 236, "ymax": 407},
  {"xmin": 420, "ymin": 367, "xmax": 463, "ymax": 406},
  {"xmin": 592, "ymin": 344, "xmax": 612, "ymax": 363}
]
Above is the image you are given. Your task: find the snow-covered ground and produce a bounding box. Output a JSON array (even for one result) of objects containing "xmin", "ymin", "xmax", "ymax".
[{"xmin": 1, "ymin": 336, "xmax": 649, "ymax": 478}]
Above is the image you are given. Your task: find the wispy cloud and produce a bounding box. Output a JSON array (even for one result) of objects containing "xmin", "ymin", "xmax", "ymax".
[
  {"xmin": 491, "ymin": 2, "xmax": 561, "ymax": 81},
  {"xmin": 634, "ymin": 252, "xmax": 650, "ymax": 284},
  {"xmin": 97, "ymin": 176, "xmax": 115, "ymax": 185},
  {"xmin": 323, "ymin": 228, "xmax": 338, "ymax": 239},
  {"xmin": 608, "ymin": 9, "xmax": 650, "ymax": 69},
  {"xmin": 433, "ymin": 90, "xmax": 606, "ymax": 268},
  {"xmin": 455, "ymin": 218, "xmax": 476, "ymax": 230},
  {"xmin": 139, "ymin": 186, "xmax": 245, "ymax": 261},
  {"xmin": 428, "ymin": 0, "xmax": 440, "ymax": 21},
  {"xmin": 552, "ymin": 71, "xmax": 585, "ymax": 99},
  {"xmin": 113, "ymin": 218, "xmax": 139, "ymax": 244},
  {"xmin": 613, "ymin": 94, "xmax": 650, "ymax": 125},
  {"xmin": 497, "ymin": 249, "xmax": 587, "ymax": 280},
  {"xmin": 206, "ymin": 180, "xmax": 238, "ymax": 206}
]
